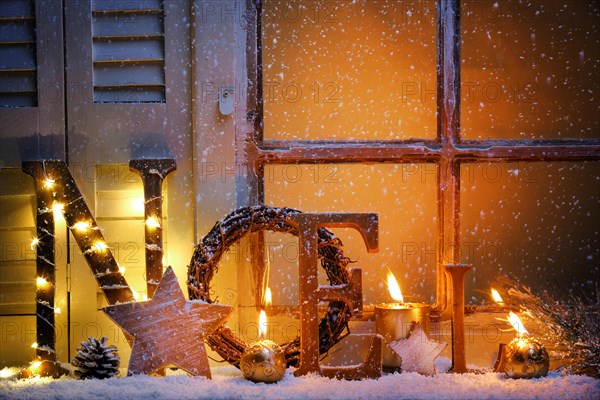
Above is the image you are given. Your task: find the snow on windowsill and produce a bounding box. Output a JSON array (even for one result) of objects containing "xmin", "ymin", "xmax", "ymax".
[{"xmin": 1, "ymin": 362, "xmax": 599, "ymax": 400}]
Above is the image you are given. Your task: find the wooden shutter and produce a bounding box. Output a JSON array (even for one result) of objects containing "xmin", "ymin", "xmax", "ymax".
[
  {"xmin": 0, "ymin": 0, "xmax": 37, "ymax": 107},
  {"xmin": 92, "ymin": 0, "xmax": 166, "ymax": 103},
  {"xmin": 0, "ymin": 0, "xmax": 65, "ymax": 144}
]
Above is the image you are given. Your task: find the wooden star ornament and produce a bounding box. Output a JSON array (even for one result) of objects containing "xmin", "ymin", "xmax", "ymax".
[
  {"xmin": 388, "ymin": 323, "xmax": 447, "ymax": 376},
  {"xmin": 103, "ymin": 266, "xmax": 233, "ymax": 378}
]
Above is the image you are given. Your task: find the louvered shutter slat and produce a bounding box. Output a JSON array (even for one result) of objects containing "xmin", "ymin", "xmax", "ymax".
[
  {"xmin": 91, "ymin": 1, "xmax": 165, "ymax": 103},
  {"xmin": 0, "ymin": 0, "xmax": 36, "ymax": 108}
]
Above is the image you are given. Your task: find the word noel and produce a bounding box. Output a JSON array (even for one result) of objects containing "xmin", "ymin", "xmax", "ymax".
[{"xmin": 23, "ymin": 159, "xmax": 382, "ymax": 379}]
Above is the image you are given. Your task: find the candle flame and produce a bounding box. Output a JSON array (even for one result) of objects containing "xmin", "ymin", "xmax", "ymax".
[
  {"xmin": 265, "ymin": 287, "xmax": 272, "ymax": 307},
  {"xmin": 387, "ymin": 271, "xmax": 404, "ymax": 304},
  {"xmin": 491, "ymin": 288, "xmax": 504, "ymax": 304},
  {"xmin": 508, "ymin": 311, "xmax": 529, "ymax": 337},
  {"xmin": 259, "ymin": 309, "xmax": 267, "ymax": 339}
]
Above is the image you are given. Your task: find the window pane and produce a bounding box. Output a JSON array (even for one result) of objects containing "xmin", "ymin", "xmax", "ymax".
[
  {"xmin": 265, "ymin": 163, "xmax": 438, "ymax": 305},
  {"xmin": 94, "ymin": 164, "xmax": 147, "ymax": 302},
  {"xmin": 0, "ymin": 169, "xmax": 36, "ymax": 315},
  {"xmin": 262, "ymin": 0, "xmax": 437, "ymax": 140},
  {"xmin": 460, "ymin": 162, "xmax": 600, "ymax": 303},
  {"xmin": 462, "ymin": 1, "xmax": 600, "ymax": 139}
]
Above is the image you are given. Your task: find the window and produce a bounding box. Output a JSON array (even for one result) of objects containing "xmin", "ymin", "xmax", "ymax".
[{"xmin": 242, "ymin": 0, "xmax": 600, "ymax": 316}]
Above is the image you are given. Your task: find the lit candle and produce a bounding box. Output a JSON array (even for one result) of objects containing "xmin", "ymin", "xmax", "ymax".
[
  {"xmin": 375, "ymin": 271, "xmax": 430, "ymax": 370},
  {"xmin": 500, "ymin": 312, "xmax": 549, "ymax": 379},
  {"xmin": 240, "ymin": 310, "xmax": 285, "ymax": 383}
]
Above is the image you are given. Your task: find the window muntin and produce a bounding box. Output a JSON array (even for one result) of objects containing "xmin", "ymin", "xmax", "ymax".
[{"xmin": 264, "ymin": 163, "xmax": 438, "ymax": 304}]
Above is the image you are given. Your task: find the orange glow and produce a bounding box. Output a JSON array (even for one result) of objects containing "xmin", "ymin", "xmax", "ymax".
[
  {"xmin": 36, "ymin": 277, "xmax": 48, "ymax": 287},
  {"xmin": 54, "ymin": 307, "xmax": 61, "ymax": 314},
  {"xmin": 44, "ymin": 179, "xmax": 55, "ymax": 189},
  {"xmin": 30, "ymin": 360, "xmax": 42, "ymax": 373},
  {"xmin": 387, "ymin": 271, "xmax": 404, "ymax": 304},
  {"xmin": 52, "ymin": 202, "xmax": 64, "ymax": 219},
  {"xmin": 118, "ymin": 266, "xmax": 126, "ymax": 275},
  {"xmin": 131, "ymin": 287, "xmax": 141, "ymax": 301},
  {"xmin": 265, "ymin": 287, "xmax": 272, "ymax": 307},
  {"xmin": 92, "ymin": 241, "xmax": 108, "ymax": 252},
  {"xmin": 31, "ymin": 342, "xmax": 38, "ymax": 349},
  {"xmin": 0, "ymin": 368, "xmax": 15, "ymax": 378},
  {"xmin": 146, "ymin": 216, "xmax": 161, "ymax": 228},
  {"xmin": 73, "ymin": 221, "xmax": 90, "ymax": 232},
  {"xmin": 508, "ymin": 312, "xmax": 529, "ymax": 338},
  {"xmin": 132, "ymin": 197, "xmax": 145, "ymax": 214},
  {"xmin": 491, "ymin": 288, "xmax": 504, "ymax": 304},
  {"xmin": 259, "ymin": 310, "xmax": 267, "ymax": 339}
]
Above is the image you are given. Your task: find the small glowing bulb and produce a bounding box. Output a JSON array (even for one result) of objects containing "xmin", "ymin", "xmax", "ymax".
[
  {"xmin": 73, "ymin": 221, "xmax": 90, "ymax": 232},
  {"xmin": 54, "ymin": 307, "xmax": 61, "ymax": 314},
  {"xmin": 30, "ymin": 238, "xmax": 40, "ymax": 250},
  {"xmin": 44, "ymin": 179, "xmax": 55, "ymax": 189},
  {"xmin": 142, "ymin": 294, "xmax": 148, "ymax": 301},
  {"xmin": 93, "ymin": 241, "xmax": 108, "ymax": 252},
  {"xmin": 31, "ymin": 342, "xmax": 38, "ymax": 349},
  {"xmin": 52, "ymin": 202, "xmax": 64, "ymax": 219},
  {"xmin": 146, "ymin": 216, "xmax": 161, "ymax": 228},
  {"xmin": 0, "ymin": 368, "xmax": 14, "ymax": 378},
  {"xmin": 118, "ymin": 266, "xmax": 126, "ymax": 275},
  {"xmin": 36, "ymin": 277, "xmax": 48, "ymax": 287}
]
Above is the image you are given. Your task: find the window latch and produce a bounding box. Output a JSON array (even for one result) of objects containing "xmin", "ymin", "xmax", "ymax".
[{"xmin": 219, "ymin": 86, "xmax": 235, "ymax": 116}]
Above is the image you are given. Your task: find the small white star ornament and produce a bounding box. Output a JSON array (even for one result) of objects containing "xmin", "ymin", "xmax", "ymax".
[{"xmin": 388, "ymin": 323, "xmax": 447, "ymax": 375}]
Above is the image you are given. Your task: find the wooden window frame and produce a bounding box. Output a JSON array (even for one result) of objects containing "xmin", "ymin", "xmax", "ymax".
[{"xmin": 240, "ymin": 0, "xmax": 600, "ymax": 318}]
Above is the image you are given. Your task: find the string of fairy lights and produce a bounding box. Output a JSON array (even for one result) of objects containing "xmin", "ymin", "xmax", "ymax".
[{"xmin": 18, "ymin": 159, "xmax": 175, "ymax": 377}]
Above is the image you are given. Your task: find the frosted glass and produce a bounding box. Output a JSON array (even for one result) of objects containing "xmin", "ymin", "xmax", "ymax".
[
  {"xmin": 461, "ymin": 162, "xmax": 600, "ymax": 303},
  {"xmin": 462, "ymin": 1, "xmax": 600, "ymax": 139},
  {"xmin": 263, "ymin": 0, "xmax": 437, "ymax": 140},
  {"xmin": 264, "ymin": 163, "xmax": 438, "ymax": 305}
]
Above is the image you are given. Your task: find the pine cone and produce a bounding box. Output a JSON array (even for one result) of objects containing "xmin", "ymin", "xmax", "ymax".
[{"xmin": 72, "ymin": 336, "xmax": 120, "ymax": 379}]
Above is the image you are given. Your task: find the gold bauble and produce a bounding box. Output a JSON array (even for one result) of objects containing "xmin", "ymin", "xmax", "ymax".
[
  {"xmin": 240, "ymin": 340, "xmax": 286, "ymax": 383},
  {"xmin": 502, "ymin": 337, "xmax": 549, "ymax": 379}
]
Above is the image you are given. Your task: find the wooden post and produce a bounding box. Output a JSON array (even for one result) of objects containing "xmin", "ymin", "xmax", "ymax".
[{"xmin": 445, "ymin": 264, "xmax": 472, "ymax": 373}]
